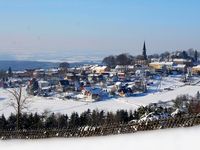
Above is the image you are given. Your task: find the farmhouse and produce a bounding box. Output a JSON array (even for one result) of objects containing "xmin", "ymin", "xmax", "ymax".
[{"xmin": 82, "ymin": 87, "xmax": 104, "ymax": 101}]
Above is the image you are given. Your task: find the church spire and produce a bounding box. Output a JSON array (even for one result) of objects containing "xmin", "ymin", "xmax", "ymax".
[{"xmin": 142, "ymin": 41, "xmax": 147, "ymax": 60}]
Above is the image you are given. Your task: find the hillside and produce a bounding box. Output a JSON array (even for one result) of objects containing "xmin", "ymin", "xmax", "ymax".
[{"xmin": 0, "ymin": 125, "xmax": 199, "ymax": 150}]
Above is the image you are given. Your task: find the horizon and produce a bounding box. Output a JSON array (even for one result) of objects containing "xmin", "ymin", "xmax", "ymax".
[{"xmin": 0, "ymin": 0, "xmax": 200, "ymax": 61}]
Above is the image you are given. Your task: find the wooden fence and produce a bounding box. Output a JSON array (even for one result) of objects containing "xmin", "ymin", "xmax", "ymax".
[{"xmin": 1, "ymin": 115, "xmax": 200, "ymax": 140}]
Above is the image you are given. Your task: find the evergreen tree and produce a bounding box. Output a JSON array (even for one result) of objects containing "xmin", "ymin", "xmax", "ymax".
[
  {"xmin": 45, "ymin": 113, "xmax": 58, "ymax": 129},
  {"xmin": 196, "ymin": 91, "xmax": 200, "ymax": 100},
  {"xmin": 8, "ymin": 67, "xmax": 13, "ymax": 77},
  {"xmin": 102, "ymin": 55, "xmax": 116, "ymax": 68},
  {"xmin": 57, "ymin": 114, "xmax": 68, "ymax": 129},
  {"xmin": 69, "ymin": 112, "xmax": 80, "ymax": 127},
  {"xmin": 7, "ymin": 113, "xmax": 17, "ymax": 130},
  {"xmin": 33, "ymin": 113, "xmax": 43, "ymax": 129},
  {"xmin": 194, "ymin": 50, "xmax": 198, "ymax": 62},
  {"xmin": 106, "ymin": 112, "xmax": 115, "ymax": 124},
  {"xmin": 0, "ymin": 114, "xmax": 7, "ymax": 129},
  {"xmin": 182, "ymin": 51, "xmax": 188, "ymax": 59},
  {"xmin": 21, "ymin": 113, "xmax": 29, "ymax": 129}
]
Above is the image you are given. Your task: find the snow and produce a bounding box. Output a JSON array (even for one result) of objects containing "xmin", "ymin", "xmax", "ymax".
[
  {"xmin": 0, "ymin": 76, "xmax": 200, "ymax": 149},
  {"xmin": 0, "ymin": 125, "xmax": 200, "ymax": 150},
  {"xmin": 0, "ymin": 76, "xmax": 200, "ymax": 117}
]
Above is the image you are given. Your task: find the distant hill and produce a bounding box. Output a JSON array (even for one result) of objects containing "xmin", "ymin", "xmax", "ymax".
[
  {"xmin": 0, "ymin": 60, "xmax": 59, "ymax": 71},
  {"xmin": 0, "ymin": 60, "xmax": 102, "ymax": 71}
]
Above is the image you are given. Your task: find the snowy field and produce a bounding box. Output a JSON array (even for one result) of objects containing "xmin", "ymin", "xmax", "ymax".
[
  {"xmin": 0, "ymin": 76, "xmax": 200, "ymax": 117},
  {"xmin": 0, "ymin": 125, "xmax": 200, "ymax": 150}
]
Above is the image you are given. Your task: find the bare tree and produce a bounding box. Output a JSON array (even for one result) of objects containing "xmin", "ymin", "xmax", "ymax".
[{"xmin": 8, "ymin": 86, "xmax": 30, "ymax": 130}]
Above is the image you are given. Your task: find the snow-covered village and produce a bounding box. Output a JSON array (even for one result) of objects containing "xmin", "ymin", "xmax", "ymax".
[
  {"xmin": 1, "ymin": 1, "xmax": 200, "ymax": 150},
  {"xmin": 1, "ymin": 44, "xmax": 200, "ymax": 125}
]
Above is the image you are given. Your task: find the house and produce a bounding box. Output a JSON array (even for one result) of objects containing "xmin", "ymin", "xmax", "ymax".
[
  {"xmin": 33, "ymin": 69, "xmax": 45, "ymax": 78},
  {"xmin": 133, "ymin": 80, "xmax": 147, "ymax": 93},
  {"xmin": 117, "ymin": 72, "xmax": 125, "ymax": 81},
  {"xmin": 192, "ymin": 65, "xmax": 200, "ymax": 75},
  {"xmin": 82, "ymin": 87, "xmax": 104, "ymax": 101},
  {"xmin": 13, "ymin": 69, "xmax": 34, "ymax": 78},
  {"xmin": 115, "ymin": 65, "xmax": 134, "ymax": 72},
  {"xmin": 38, "ymin": 80, "xmax": 49, "ymax": 88},
  {"xmin": 47, "ymin": 68, "xmax": 60, "ymax": 77},
  {"xmin": 173, "ymin": 58, "xmax": 192, "ymax": 66},
  {"xmin": 27, "ymin": 78, "xmax": 39, "ymax": 95},
  {"xmin": 91, "ymin": 66, "xmax": 109, "ymax": 74},
  {"xmin": 74, "ymin": 80, "xmax": 81, "ymax": 91},
  {"xmin": 7, "ymin": 79, "xmax": 23, "ymax": 88},
  {"xmin": 65, "ymin": 73, "xmax": 76, "ymax": 81},
  {"xmin": 149, "ymin": 62, "xmax": 173, "ymax": 73},
  {"xmin": 171, "ymin": 64, "xmax": 187, "ymax": 74},
  {"xmin": 149, "ymin": 62, "xmax": 163, "ymax": 70},
  {"xmin": 57, "ymin": 80, "xmax": 70, "ymax": 92},
  {"xmin": 38, "ymin": 80, "xmax": 51, "ymax": 96}
]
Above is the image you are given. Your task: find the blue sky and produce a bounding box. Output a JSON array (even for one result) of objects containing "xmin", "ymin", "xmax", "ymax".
[{"xmin": 0, "ymin": 0, "xmax": 200, "ymax": 60}]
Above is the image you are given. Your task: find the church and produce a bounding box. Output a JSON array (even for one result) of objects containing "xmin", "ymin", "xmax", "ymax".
[{"xmin": 134, "ymin": 41, "xmax": 149, "ymax": 65}]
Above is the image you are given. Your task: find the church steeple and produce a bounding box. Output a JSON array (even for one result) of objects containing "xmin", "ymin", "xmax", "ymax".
[{"xmin": 142, "ymin": 41, "xmax": 147, "ymax": 60}]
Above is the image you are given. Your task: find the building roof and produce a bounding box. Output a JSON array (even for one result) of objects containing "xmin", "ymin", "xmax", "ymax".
[
  {"xmin": 83, "ymin": 87, "xmax": 102, "ymax": 95},
  {"xmin": 149, "ymin": 61, "xmax": 173, "ymax": 66},
  {"xmin": 173, "ymin": 58, "xmax": 191, "ymax": 62},
  {"xmin": 192, "ymin": 65, "xmax": 200, "ymax": 69},
  {"xmin": 59, "ymin": 80, "xmax": 69, "ymax": 86},
  {"xmin": 173, "ymin": 64, "xmax": 186, "ymax": 68}
]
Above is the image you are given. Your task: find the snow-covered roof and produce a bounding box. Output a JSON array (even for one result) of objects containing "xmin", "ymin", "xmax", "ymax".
[
  {"xmin": 149, "ymin": 62, "xmax": 173, "ymax": 66},
  {"xmin": 35, "ymin": 69, "xmax": 45, "ymax": 72},
  {"xmin": 115, "ymin": 65, "xmax": 134, "ymax": 69},
  {"xmin": 48, "ymin": 68, "xmax": 59, "ymax": 72},
  {"xmin": 38, "ymin": 80, "xmax": 49, "ymax": 84},
  {"xmin": 66, "ymin": 73, "xmax": 74, "ymax": 76},
  {"xmin": 115, "ymin": 82, "xmax": 122, "ymax": 86},
  {"xmin": 173, "ymin": 64, "xmax": 186, "ymax": 68},
  {"xmin": 192, "ymin": 65, "xmax": 200, "ymax": 69},
  {"xmin": 173, "ymin": 58, "xmax": 191, "ymax": 62},
  {"xmin": 83, "ymin": 87, "xmax": 102, "ymax": 94}
]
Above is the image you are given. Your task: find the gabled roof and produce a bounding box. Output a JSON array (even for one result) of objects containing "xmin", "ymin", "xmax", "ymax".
[
  {"xmin": 59, "ymin": 80, "xmax": 69, "ymax": 86},
  {"xmin": 83, "ymin": 87, "xmax": 102, "ymax": 94}
]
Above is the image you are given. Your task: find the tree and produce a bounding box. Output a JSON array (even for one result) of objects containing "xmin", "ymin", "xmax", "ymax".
[
  {"xmin": 182, "ymin": 51, "xmax": 188, "ymax": 59},
  {"xmin": 116, "ymin": 53, "xmax": 132, "ymax": 65},
  {"xmin": 69, "ymin": 112, "xmax": 80, "ymax": 127},
  {"xmin": 160, "ymin": 51, "xmax": 170, "ymax": 60},
  {"xmin": 8, "ymin": 86, "xmax": 30, "ymax": 130},
  {"xmin": 0, "ymin": 114, "xmax": 7, "ymax": 129},
  {"xmin": 27, "ymin": 78, "xmax": 39, "ymax": 95},
  {"xmin": 7, "ymin": 113, "xmax": 17, "ymax": 130},
  {"xmin": 59, "ymin": 62, "xmax": 70, "ymax": 69},
  {"xmin": 45, "ymin": 113, "xmax": 58, "ymax": 129},
  {"xmin": 57, "ymin": 114, "xmax": 68, "ymax": 129},
  {"xmin": 196, "ymin": 91, "xmax": 200, "ymax": 100},
  {"xmin": 0, "ymin": 70, "xmax": 7, "ymax": 81},
  {"xmin": 102, "ymin": 55, "xmax": 116, "ymax": 68},
  {"xmin": 194, "ymin": 50, "xmax": 198, "ymax": 62},
  {"xmin": 187, "ymin": 48, "xmax": 195, "ymax": 57},
  {"xmin": 59, "ymin": 62, "xmax": 70, "ymax": 76},
  {"xmin": 148, "ymin": 54, "xmax": 159, "ymax": 59},
  {"xmin": 8, "ymin": 67, "xmax": 13, "ymax": 78}
]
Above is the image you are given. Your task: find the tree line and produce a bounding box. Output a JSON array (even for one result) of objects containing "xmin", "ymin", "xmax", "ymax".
[
  {"xmin": 0, "ymin": 109, "xmax": 136, "ymax": 130},
  {"xmin": 102, "ymin": 49, "xmax": 200, "ymax": 68},
  {"xmin": 1, "ymin": 93, "xmax": 200, "ymax": 131}
]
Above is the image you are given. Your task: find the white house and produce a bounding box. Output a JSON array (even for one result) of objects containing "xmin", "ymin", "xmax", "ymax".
[{"xmin": 82, "ymin": 87, "xmax": 104, "ymax": 101}]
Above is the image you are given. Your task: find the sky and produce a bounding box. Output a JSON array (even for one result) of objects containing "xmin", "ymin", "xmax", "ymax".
[{"xmin": 0, "ymin": 0, "xmax": 200, "ymax": 61}]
